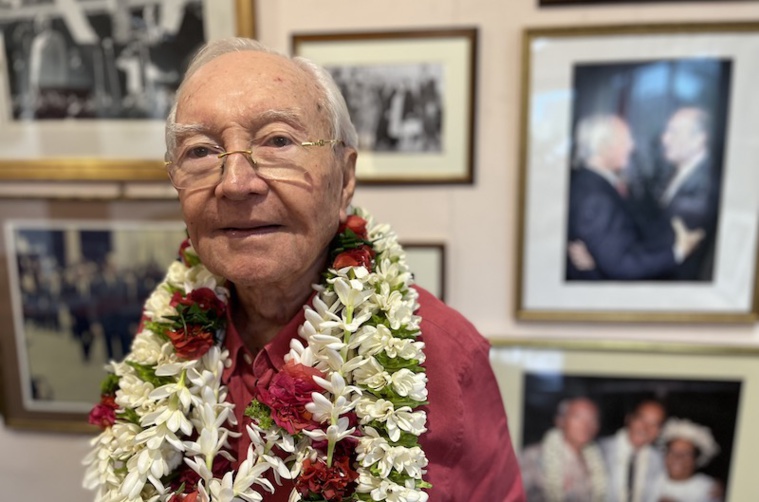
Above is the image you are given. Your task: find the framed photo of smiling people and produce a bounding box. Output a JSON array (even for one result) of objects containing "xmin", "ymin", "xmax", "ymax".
[
  {"xmin": 515, "ymin": 23, "xmax": 759, "ymax": 322},
  {"xmin": 292, "ymin": 28, "xmax": 477, "ymax": 184},
  {"xmin": 490, "ymin": 340, "xmax": 759, "ymax": 502},
  {"xmin": 0, "ymin": 0, "xmax": 254, "ymax": 182}
]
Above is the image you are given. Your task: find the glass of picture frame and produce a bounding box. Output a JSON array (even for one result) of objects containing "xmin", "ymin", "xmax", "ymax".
[
  {"xmin": 490, "ymin": 339, "xmax": 759, "ymax": 502},
  {"xmin": 515, "ymin": 23, "xmax": 759, "ymax": 322}
]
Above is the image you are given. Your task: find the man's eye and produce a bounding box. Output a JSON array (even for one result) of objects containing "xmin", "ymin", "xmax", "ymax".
[
  {"xmin": 267, "ymin": 135, "xmax": 294, "ymax": 148},
  {"xmin": 186, "ymin": 146, "xmax": 216, "ymax": 159}
]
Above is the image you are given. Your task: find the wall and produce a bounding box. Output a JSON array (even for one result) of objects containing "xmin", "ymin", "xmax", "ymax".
[{"xmin": 1, "ymin": 0, "xmax": 758, "ymax": 500}]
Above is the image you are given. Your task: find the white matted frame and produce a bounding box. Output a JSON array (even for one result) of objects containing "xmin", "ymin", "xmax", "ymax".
[
  {"xmin": 490, "ymin": 339, "xmax": 759, "ymax": 502},
  {"xmin": 516, "ymin": 23, "xmax": 759, "ymax": 322},
  {"xmin": 0, "ymin": 0, "xmax": 255, "ymax": 182},
  {"xmin": 292, "ymin": 28, "xmax": 477, "ymax": 184},
  {"xmin": 0, "ymin": 198, "xmax": 184, "ymax": 431}
]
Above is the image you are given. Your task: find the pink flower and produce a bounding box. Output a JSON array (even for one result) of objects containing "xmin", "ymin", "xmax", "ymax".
[
  {"xmin": 88, "ymin": 394, "xmax": 117, "ymax": 429},
  {"xmin": 255, "ymin": 361, "xmax": 325, "ymax": 434}
]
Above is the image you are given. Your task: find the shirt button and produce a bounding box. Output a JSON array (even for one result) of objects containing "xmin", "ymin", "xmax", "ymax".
[{"xmin": 243, "ymin": 353, "xmax": 253, "ymax": 365}]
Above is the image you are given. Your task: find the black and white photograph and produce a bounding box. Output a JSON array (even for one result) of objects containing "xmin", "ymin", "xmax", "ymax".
[
  {"xmin": 565, "ymin": 58, "xmax": 731, "ymax": 283},
  {"xmin": 293, "ymin": 29, "xmax": 476, "ymax": 183},
  {"xmin": 520, "ymin": 373, "xmax": 739, "ymax": 502},
  {"xmin": 328, "ymin": 63, "xmax": 444, "ymax": 153},
  {"xmin": 516, "ymin": 24, "xmax": 759, "ymax": 321},
  {"xmin": 5, "ymin": 221, "xmax": 185, "ymax": 412},
  {"xmin": 0, "ymin": 0, "xmax": 206, "ymax": 121}
]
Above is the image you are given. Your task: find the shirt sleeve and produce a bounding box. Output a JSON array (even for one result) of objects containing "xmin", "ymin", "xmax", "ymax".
[
  {"xmin": 454, "ymin": 336, "xmax": 526, "ymax": 501},
  {"xmin": 415, "ymin": 287, "xmax": 525, "ymax": 501}
]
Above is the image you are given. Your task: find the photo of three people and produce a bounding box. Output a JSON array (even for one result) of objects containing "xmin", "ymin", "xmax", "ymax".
[
  {"xmin": 519, "ymin": 374, "xmax": 740, "ymax": 502},
  {"xmin": 564, "ymin": 58, "xmax": 731, "ymax": 283}
]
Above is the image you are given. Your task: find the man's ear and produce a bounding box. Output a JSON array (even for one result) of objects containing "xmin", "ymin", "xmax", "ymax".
[{"xmin": 338, "ymin": 147, "xmax": 357, "ymax": 222}]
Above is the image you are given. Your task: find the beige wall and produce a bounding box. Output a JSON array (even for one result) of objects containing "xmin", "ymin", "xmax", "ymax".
[{"xmin": 2, "ymin": 0, "xmax": 758, "ymax": 500}]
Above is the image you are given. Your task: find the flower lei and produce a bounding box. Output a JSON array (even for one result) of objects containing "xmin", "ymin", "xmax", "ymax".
[
  {"xmin": 83, "ymin": 208, "xmax": 431, "ymax": 502},
  {"xmin": 541, "ymin": 428, "xmax": 606, "ymax": 502}
]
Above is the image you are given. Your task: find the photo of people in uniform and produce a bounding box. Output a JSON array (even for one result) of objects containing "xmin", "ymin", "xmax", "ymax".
[
  {"xmin": 8, "ymin": 223, "xmax": 186, "ymax": 408},
  {"xmin": 0, "ymin": 0, "xmax": 205, "ymax": 120},
  {"xmin": 519, "ymin": 373, "xmax": 740, "ymax": 502},
  {"xmin": 564, "ymin": 58, "xmax": 731, "ymax": 282},
  {"xmin": 327, "ymin": 62, "xmax": 444, "ymax": 153}
]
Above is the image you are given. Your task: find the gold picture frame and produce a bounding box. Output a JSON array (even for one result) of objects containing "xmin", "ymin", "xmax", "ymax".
[
  {"xmin": 0, "ymin": 0, "xmax": 256, "ymax": 183},
  {"xmin": 515, "ymin": 23, "xmax": 759, "ymax": 322},
  {"xmin": 292, "ymin": 28, "xmax": 477, "ymax": 185},
  {"xmin": 490, "ymin": 338, "xmax": 759, "ymax": 502}
]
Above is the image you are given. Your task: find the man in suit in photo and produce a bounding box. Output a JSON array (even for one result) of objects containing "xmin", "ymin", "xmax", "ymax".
[
  {"xmin": 599, "ymin": 400, "xmax": 667, "ymax": 502},
  {"xmin": 655, "ymin": 106, "xmax": 721, "ymax": 280},
  {"xmin": 565, "ymin": 114, "xmax": 704, "ymax": 281}
]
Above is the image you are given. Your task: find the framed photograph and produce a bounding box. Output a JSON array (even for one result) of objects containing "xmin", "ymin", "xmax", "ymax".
[
  {"xmin": 490, "ymin": 340, "xmax": 759, "ymax": 502},
  {"xmin": 292, "ymin": 28, "xmax": 477, "ymax": 184},
  {"xmin": 0, "ymin": 0, "xmax": 254, "ymax": 182},
  {"xmin": 0, "ymin": 198, "xmax": 185, "ymax": 430},
  {"xmin": 516, "ymin": 23, "xmax": 759, "ymax": 322},
  {"xmin": 403, "ymin": 242, "xmax": 446, "ymax": 301}
]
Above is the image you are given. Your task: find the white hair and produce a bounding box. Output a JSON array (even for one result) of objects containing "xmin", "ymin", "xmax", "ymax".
[
  {"xmin": 165, "ymin": 37, "xmax": 358, "ymax": 157},
  {"xmin": 573, "ymin": 114, "xmax": 622, "ymax": 167}
]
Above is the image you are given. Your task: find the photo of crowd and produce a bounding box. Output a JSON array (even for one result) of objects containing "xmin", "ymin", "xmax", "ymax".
[
  {"xmin": 327, "ymin": 62, "xmax": 444, "ymax": 153},
  {"xmin": 8, "ymin": 224, "xmax": 185, "ymax": 406},
  {"xmin": 519, "ymin": 373, "xmax": 741, "ymax": 502},
  {"xmin": 564, "ymin": 58, "xmax": 731, "ymax": 282},
  {"xmin": 0, "ymin": 0, "xmax": 205, "ymax": 120}
]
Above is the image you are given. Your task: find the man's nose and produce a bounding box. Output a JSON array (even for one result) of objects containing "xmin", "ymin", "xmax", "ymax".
[{"xmin": 217, "ymin": 150, "xmax": 269, "ymax": 197}]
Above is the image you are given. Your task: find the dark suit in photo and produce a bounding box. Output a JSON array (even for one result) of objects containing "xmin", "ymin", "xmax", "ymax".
[{"xmin": 566, "ymin": 166, "xmax": 677, "ymax": 281}]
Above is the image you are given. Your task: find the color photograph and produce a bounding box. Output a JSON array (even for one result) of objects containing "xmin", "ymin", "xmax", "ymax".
[
  {"xmin": 516, "ymin": 24, "xmax": 759, "ymax": 321},
  {"xmin": 491, "ymin": 342, "xmax": 759, "ymax": 502},
  {"xmin": 4, "ymin": 221, "xmax": 185, "ymax": 414},
  {"xmin": 565, "ymin": 58, "xmax": 730, "ymax": 282},
  {"xmin": 520, "ymin": 373, "xmax": 739, "ymax": 502}
]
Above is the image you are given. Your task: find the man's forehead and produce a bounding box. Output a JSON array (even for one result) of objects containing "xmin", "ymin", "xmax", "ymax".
[
  {"xmin": 173, "ymin": 108, "xmax": 309, "ymax": 137},
  {"xmin": 191, "ymin": 50, "xmax": 308, "ymax": 87},
  {"xmin": 177, "ymin": 51, "xmax": 326, "ymax": 129}
]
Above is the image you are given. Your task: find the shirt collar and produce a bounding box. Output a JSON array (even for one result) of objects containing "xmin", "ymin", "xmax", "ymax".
[{"xmin": 221, "ymin": 291, "xmax": 314, "ymax": 381}]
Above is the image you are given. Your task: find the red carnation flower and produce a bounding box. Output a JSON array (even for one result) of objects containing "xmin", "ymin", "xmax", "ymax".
[
  {"xmin": 168, "ymin": 492, "xmax": 198, "ymax": 502},
  {"xmin": 255, "ymin": 361, "xmax": 325, "ymax": 434},
  {"xmin": 167, "ymin": 324, "xmax": 215, "ymax": 360},
  {"xmin": 178, "ymin": 239, "xmax": 193, "ymax": 267},
  {"xmin": 296, "ymin": 456, "xmax": 359, "ymax": 501},
  {"xmin": 338, "ymin": 215, "xmax": 369, "ymax": 240},
  {"xmin": 170, "ymin": 288, "xmax": 225, "ymax": 316},
  {"xmin": 333, "ymin": 245, "xmax": 375, "ymax": 270}
]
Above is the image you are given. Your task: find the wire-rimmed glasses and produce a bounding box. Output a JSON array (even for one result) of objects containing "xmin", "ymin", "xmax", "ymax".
[{"xmin": 165, "ymin": 139, "xmax": 343, "ymax": 190}]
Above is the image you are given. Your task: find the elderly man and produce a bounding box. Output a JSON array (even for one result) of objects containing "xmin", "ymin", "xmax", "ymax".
[
  {"xmin": 520, "ymin": 397, "xmax": 607, "ymax": 502},
  {"xmin": 599, "ymin": 400, "xmax": 667, "ymax": 502},
  {"xmin": 83, "ymin": 38, "xmax": 524, "ymax": 502},
  {"xmin": 656, "ymin": 107, "xmax": 721, "ymax": 280},
  {"xmin": 566, "ymin": 114, "xmax": 703, "ymax": 281}
]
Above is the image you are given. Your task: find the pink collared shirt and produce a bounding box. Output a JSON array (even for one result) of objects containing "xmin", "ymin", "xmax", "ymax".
[{"xmin": 222, "ymin": 287, "xmax": 525, "ymax": 501}]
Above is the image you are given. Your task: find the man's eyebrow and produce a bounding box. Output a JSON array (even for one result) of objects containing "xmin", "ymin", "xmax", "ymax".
[
  {"xmin": 254, "ymin": 109, "xmax": 307, "ymax": 130},
  {"xmin": 169, "ymin": 109, "xmax": 310, "ymax": 140},
  {"xmin": 169, "ymin": 123, "xmax": 211, "ymax": 140}
]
